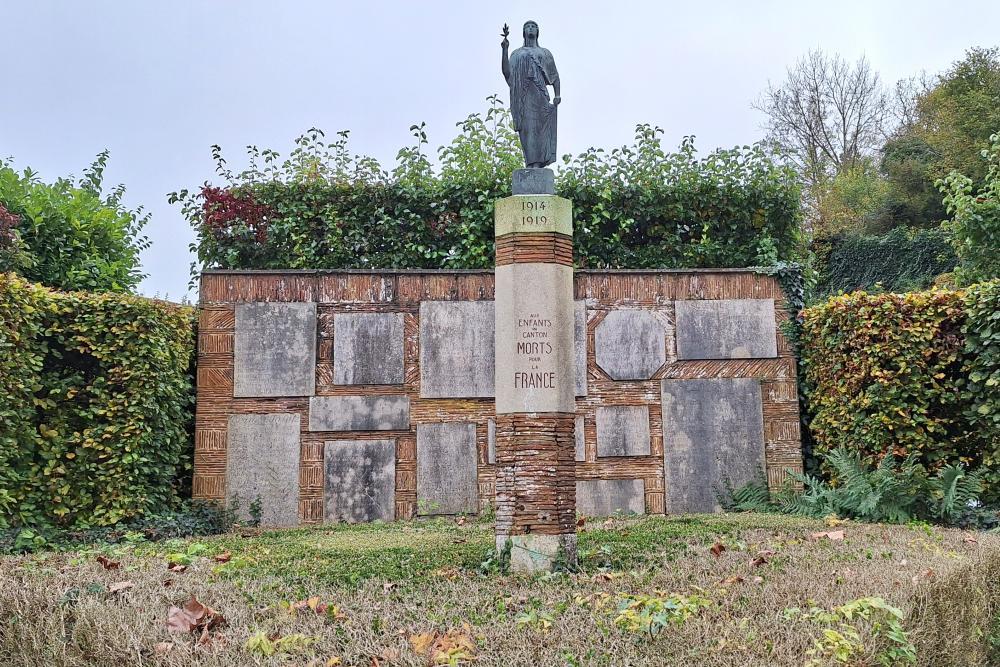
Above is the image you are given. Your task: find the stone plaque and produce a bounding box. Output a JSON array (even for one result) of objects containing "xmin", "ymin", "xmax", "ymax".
[
  {"xmin": 494, "ymin": 195, "xmax": 572, "ymax": 236},
  {"xmin": 487, "ymin": 418, "xmax": 496, "ymax": 464},
  {"xmin": 308, "ymin": 395, "xmax": 409, "ymax": 432},
  {"xmin": 574, "ymin": 415, "xmax": 586, "ymax": 462},
  {"xmin": 576, "ymin": 479, "xmax": 645, "ymax": 516},
  {"xmin": 419, "ymin": 301, "xmax": 494, "ymax": 398},
  {"xmin": 661, "ymin": 378, "xmax": 765, "ymax": 513},
  {"xmin": 596, "ymin": 405, "xmax": 651, "ymax": 457},
  {"xmin": 333, "ymin": 312, "xmax": 404, "ymax": 385},
  {"xmin": 234, "ymin": 303, "xmax": 316, "ymax": 397},
  {"xmin": 574, "ymin": 301, "xmax": 588, "ymax": 396},
  {"xmin": 495, "ymin": 263, "xmax": 576, "ymax": 414},
  {"xmin": 675, "ymin": 299, "xmax": 777, "ymax": 360},
  {"xmin": 512, "ymin": 168, "xmax": 555, "ymax": 195},
  {"xmin": 594, "ymin": 310, "xmax": 665, "ymax": 381},
  {"xmin": 324, "ymin": 439, "xmax": 396, "ymax": 523},
  {"xmin": 416, "ymin": 423, "xmax": 478, "ymax": 515},
  {"xmin": 226, "ymin": 413, "xmax": 300, "ymax": 526}
]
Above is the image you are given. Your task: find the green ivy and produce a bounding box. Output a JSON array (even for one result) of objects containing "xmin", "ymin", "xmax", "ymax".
[
  {"xmin": 0, "ymin": 273, "xmax": 195, "ymax": 529},
  {"xmin": 813, "ymin": 227, "xmax": 956, "ymax": 298},
  {"xmin": 170, "ymin": 100, "xmax": 803, "ymax": 277}
]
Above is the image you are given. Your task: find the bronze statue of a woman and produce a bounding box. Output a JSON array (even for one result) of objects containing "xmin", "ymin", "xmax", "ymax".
[{"xmin": 501, "ymin": 21, "xmax": 561, "ymax": 169}]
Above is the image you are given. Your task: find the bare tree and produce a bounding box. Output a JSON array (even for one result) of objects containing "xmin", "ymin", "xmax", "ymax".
[{"xmin": 754, "ymin": 50, "xmax": 892, "ymax": 226}]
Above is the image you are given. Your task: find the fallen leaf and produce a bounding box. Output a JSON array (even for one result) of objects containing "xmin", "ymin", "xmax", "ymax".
[
  {"xmin": 576, "ymin": 517, "xmax": 586, "ymax": 528},
  {"xmin": 749, "ymin": 555, "xmax": 767, "ymax": 568},
  {"xmin": 327, "ymin": 659, "xmax": 342, "ymax": 667},
  {"xmin": 752, "ymin": 576, "xmax": 764, "ymax": 584},
  {"xmin": 720, "ymin": 575, "xmax": 745, "ymax": 585},
  {"xmin": 166, "ymin": 595, "xmax": 226, "ymax": 635},
  {"xmin": 963, "ymin": 535, "xmax": 978, "ymax": 545},
  {"xmin": 96, "ymin": 555, "xmax": 120, "ymax": 570},
  {"xmin": 455, "ymin": 516, "xmax": 467, "ymax": 526},
  {"xmin": 154, "ymin": 642, "xmax": 173, "ymax": 655},
  {"xmin": 108, "ymin": 581, "xmax": 134, "ymax": 595},
  {"xmin": 810, "ymin": 530, "xmax": 845, "ymax": 541},
  {"xmin": 824, "ymin": 515, "xmax": 849, "ymax": 527},
  {"xmin": 212, "ymin": 551, "xmax": 232, "ymax": 563},
  {"xmin": 710, "ymin": 542, "xmax": 726, "ymax": 557},
  {"xmin": 162, "ymin": 578, "xmax": 174, "ymax": 587},
  {"xmin": 601, "ymin": 518, "xmax": 614, "ymax": 530},
  {"xmin": 167, "ymin": 563, "xmax": 188, "ymax": 573}
]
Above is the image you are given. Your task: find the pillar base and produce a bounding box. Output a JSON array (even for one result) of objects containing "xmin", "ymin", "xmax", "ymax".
[{"xmin": 498, "ymin": 533, "xmax": 578, "ymax": 573}]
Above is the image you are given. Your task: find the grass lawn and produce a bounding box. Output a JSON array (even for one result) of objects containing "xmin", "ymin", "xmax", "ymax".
[{"xmin": 2, "ymin": 513, "xmax": 998, "ymax": 666}]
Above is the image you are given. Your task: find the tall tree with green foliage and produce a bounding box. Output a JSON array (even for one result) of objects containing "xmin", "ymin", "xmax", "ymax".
[
  {"xmin": 882, "ymin": 47, "xmax": 1000, "ymax": 228},
  {"xmin": 0, "ymin": 153, "xmax": 149, "ymax": 292}
]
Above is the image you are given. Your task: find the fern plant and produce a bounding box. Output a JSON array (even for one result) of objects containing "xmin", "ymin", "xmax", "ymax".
[{"xmin": 927, "ymin": 464, "xmax": 982, "ymax": 523}]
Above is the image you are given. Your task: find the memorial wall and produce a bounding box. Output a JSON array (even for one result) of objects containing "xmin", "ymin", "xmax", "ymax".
[{"xmin": 192, "ymin": 268, "xmax": 802, "ymax": 526}]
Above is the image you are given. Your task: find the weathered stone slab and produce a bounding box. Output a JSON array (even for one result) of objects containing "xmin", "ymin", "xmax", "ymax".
[
  {"xmin": 675, "ymin": 299, "xmax": 777, "ymax": 360},
  {"xmin": 494, "ymin": 195, "xmax": 572, "ymax": 236},
  {"xmin": 594, "ymin": 310, "xmax": 665, "ymax": 381},
  {"xmin": 419, "ymin": 301, "xmax": 494, "ymax": 398},
  {"xmin": 234, "ymin": 303, "xmax": 316, "ymax": 397},
  {"xmin": 574, "ymin": 415, "xmax": 586, "ymax": 462},
  {"xmin": 416, "ymin": 423, "xmax": 478, "ymax": 515},
  {"xmin": 661, "ymin": 378, "xmax": 765, "ymax": 513},
  {"xmin": 333, "ymin": 312, "xmax": 404, "ymax": 385},
  {"xmin": 487, "ymin": 418, "xmax": 497, "ymax": 464},
  {"xmin": 574, "ymin": 301, "xmax": 588, "ymax": 396},
  {"xmin": 576, "ymin": 479, "xmax": 645, "ymax": 516},
  {"xmin": 324, "ymin": 439, "xmax": 396, "ymax": 523},
  {"xmin": 596, "ymin": 406, "xmax": 651, "ymax": 457},
  {"xmin": 308, "ymin": 395, "xmax": 409, "ymax": 432},
  {"xmin": 226, "ymin": 414, "xmax": 300, "ymax": 526},
  {"xmin": 512, "ymin": 168, "xmax": 555, "ymax": 195},
  {"xmin": 495, "ymin": 263, "xmax": 576, "ymax": 414}
]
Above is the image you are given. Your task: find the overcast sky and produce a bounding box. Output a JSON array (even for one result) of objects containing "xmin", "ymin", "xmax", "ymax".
[{"xmin": 3, "ymin": 1, "xmax": 999, "ymax": 300}]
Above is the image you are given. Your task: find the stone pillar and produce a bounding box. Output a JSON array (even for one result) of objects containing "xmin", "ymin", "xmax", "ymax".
[{"xmin": 494, "ymin": 168, "xmax": 577, "ymax": 572}]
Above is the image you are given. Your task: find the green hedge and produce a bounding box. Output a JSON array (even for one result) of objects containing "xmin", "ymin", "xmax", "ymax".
[
  {"xmin": 801, "ymin": 284, "xmax": 1000, "ymax": 501},
  {"xmin": 0, "ymin": 273, "xmax": 195, "ymax": 529},
  {"xmin": 813, "ymin": 227, "xmax": 957, "ymax": 298},
  {"xmin": 171, "ymin": 113, "xmax": 803, "ymax": 275}
]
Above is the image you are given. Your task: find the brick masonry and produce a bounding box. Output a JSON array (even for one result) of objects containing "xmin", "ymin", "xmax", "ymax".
[{"xmin": 195, "ymin": 269, "xmax": 803, "ymax": 524}]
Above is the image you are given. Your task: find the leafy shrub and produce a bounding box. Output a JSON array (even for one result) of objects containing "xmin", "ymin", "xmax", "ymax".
[
  {"xmin": 786, "ymin": 597, "xmax": 916, "ymax": 666},
  {"xmin": 0, "ymin": 273, "xmax": 195, "ymax": 530},
  {"xmin": 812, "ymin": 227, "xmax": 956, "ymax": 298},
  {"xmin": 171, "ymin": 100, "xmax": 802, "ymax": 276},
  {"xmin": 801, "ymin": 290, "xmax": 971, "ymax": 469},
  {"xmin": 963, "ymin": 280, "xmax": 1000, "ymax": 499},
  {"xmin": 939, "ymin": 132, "xmax": 1000, "ymax": 284},
  {"xmin": 0, "ymin": 153, "xmax": 149, "ymax": 292}
]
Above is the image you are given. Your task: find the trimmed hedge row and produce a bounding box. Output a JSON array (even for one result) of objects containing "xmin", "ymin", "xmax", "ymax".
[
  {"xmin": 801, "ymin": 283, "xmax": 1000, "ymax": 501},
  {"xmin": 0, "ymin": 273, "xmax": 195, "ymax": 529}
]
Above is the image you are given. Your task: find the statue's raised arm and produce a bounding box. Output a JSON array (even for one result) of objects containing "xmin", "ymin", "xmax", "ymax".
[{"xmin": 502, "ymin": 20, "xmax": 559, "ymax": 169}]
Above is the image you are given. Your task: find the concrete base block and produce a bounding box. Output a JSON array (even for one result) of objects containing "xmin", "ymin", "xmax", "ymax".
[{"xmin": 499, "ymin": 533, "xmax": 578, "ymax": 573}]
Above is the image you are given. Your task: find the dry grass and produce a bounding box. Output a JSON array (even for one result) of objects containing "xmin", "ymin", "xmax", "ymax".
[{"xmin": 1, "ymin": 513, "xmax": 997, "ymax": 666}]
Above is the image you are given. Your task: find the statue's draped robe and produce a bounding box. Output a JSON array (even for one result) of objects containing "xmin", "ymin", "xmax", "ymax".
[{"xmin": 508, "ymin": 45, "xmax": 558, "ymax": 167}]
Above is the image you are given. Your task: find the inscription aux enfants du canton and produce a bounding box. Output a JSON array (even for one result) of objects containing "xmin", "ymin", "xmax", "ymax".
[{"xmin": 494, "ymin": 193, "xmax": 575, "ymax": 415}]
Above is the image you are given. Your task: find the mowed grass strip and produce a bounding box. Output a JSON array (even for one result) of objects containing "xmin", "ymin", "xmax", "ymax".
[{"xmin": 1, "ymin": 514, "xmax": 997, "ymax": 666}]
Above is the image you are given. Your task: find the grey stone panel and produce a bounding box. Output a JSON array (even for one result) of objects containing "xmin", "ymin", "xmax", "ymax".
[
  {"xmin": 333, "ymin": 312, "xmax": 405, "ymax": 385},
  {"xmin": 574, "ymin": 416, "xmax": 586, "ymax": 462},
  {"xmin": 419, "ymin": 301, "xmax": 494, "ymax": 398},
  {"xmin": 574, "ymin": 301, "xmax": 588, "ymax": 396},
  {"xmin": 416, "ymin": 423, "xmax": 478, "ymax": 515},
  {"xmin": 661, "ymin": 378, "xmax": 765, "ymax": 513},
  {"xmin": 675, "ymin": 299, "xmax": 778, "ymax": 360},
  {"xmin": 596, "ymin": 406, "xmax": 651, "ymax": 458},
  {"xmin": 324, "ymin": 439, "xmax": 396, "ymax": 523},
  {"xmin": 308, "ymin": 395, "xmax": 409, "ymax": 432},
  {"xmin": 576, "ymin": 479, "xmax": 646, "ymax": 516},
  {"xmin": 226, "ymin": 414, "xmax": 300, "ymax": 526},
  {"xmin": 234, "ymin": 302, "xmax": 316, "ymax": 397},
  {"xmin": 594, "ymin": 310, "xmax": 666, "ymax": 381},
  {"xmin": 487, "ymin": 418, "xmax": 496, "ymax": 464}
]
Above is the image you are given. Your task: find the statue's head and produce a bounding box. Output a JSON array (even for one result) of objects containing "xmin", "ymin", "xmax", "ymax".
[{"xmin": 523, "ymin": 21, "xmax": 539, "ymax": 41}]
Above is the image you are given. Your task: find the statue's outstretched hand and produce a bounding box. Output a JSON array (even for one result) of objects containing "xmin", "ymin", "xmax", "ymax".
[
  {"xmin": 553, "ymin": 96, "xmax": 562, "ymax": 105},
  {"xmin": 501, "ymin": 23, "xmax": 510, "ymax": 50}
]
